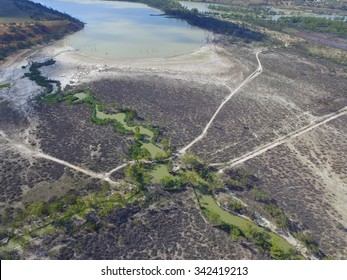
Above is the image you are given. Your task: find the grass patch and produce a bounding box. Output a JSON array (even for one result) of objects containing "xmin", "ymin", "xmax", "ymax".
[
  {"xmin": 73, "ymin": 92, "xmax": 88, "ymax": 101},
  {"xmin": 40, "ymin": 89, "xmax": 166, "ymax": 159},
  {"xmin": 0, "ymin": 239, "xmax": 20, "ymax": 254},
  {"xmin": 142, "ymin": 142, "xmax": 165, "ymax": 158},
  {"xmin": 33, "ymin": 225, "xmax": 55, "ymax": 236},
  {"xmin": 95, "ymin": 104, "xmax": 165, "ymax": 158},
  {"xmin": 150, "ymin": 164, "xmax": 171, "ymax": 183},
  {"xmin": 177, "ymin": 155, "xmax": 299, "ymax": 258},
  {"xmin": 0, "ymin": 83, "xmax": 10, "ymax": 89},
  {"xmin": 196, "ymin": 190, "xmax": 299, "ymax": 258},
  {"xmin": 40, "ymin": 93, "xmax": 65, "ymax": 104}
]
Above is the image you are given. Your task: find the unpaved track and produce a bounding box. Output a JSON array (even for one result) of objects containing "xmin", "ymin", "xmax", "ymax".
[
  {"xmin": 104, "ymin": 163, "xmax": 132, "ymax": 178},
  {"xmin": 213, "ymin": 107, "xmax": 347, "ymax": 172},
  {"xmin": 178, "ymin": 51, "xmax": 263, "ymax": 154},
  {"xmin": 0, "ymin": 129, "xmax": 154, "ymax": 185},
  {"xmin": 0, "ymin": 130, "xmax": 121, "ymax": 184},
  {"xmin": 103, "ymin": 159, "xmax": 153, "ymax": 180},
  {"xmin": 36, "ymin": 152, "xmax": 115, "ymax": 183}
]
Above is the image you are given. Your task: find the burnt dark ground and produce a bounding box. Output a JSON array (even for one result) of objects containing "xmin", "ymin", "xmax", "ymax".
[
  {"xmin": 0, "ymin": 99, "xmax": 29, "ymax": 135},
  {"xmin": 1, "ymin": 43, "xmax": 346, "ymax": 259},
  {"xmin": 187, "ymin": 46, "xmax": 347, "ymax": 259},
  {"xmin": 35, "ymin": 101, "xmax": 129, "ymax": 173},
  {"xmin": 25, "ymin": 188, "xmax": 265, "ymax": 260},
  {"xmin": 0, "ymin": 77, "xmax": 265, "ymax": 259},
  {"xmin": 0, "ymin": 97, "xmax": 126, "ymax": 210},
  {"xmin": 233, "ymin": 113, "xmax": 347, "ymax": 259},
  {"xmin": 191, "ymin": 47, "xmax": 347, "ymax": 162},
  {"xmin": 88, "ymin": 75, "xmax": 229, "ymax": 149}
]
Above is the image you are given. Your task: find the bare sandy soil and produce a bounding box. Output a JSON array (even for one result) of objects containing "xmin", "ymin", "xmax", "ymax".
[{"xmin": 30, "ymin": 40, "xmax": 249, "ymax": 90}]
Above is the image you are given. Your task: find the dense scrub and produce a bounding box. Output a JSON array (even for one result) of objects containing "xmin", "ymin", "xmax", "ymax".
[
  {"xmin": 260, "ymin": 17, "xmax": 347, "ymax": 38},
  {"xmin": 115, "ymin": 0, "xmax": 266, "ymax": 42},
  {"xmin": 25, "ymin": 59, "xmax": 60, "ymax": 94}
]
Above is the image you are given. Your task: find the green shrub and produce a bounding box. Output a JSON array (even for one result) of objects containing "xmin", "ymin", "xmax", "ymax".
[
  {"xmin": 230, "ymin": 225, "xmax": 243, "ymax": 241},
  {"xmin": 228, "ymin": 199, "xmax": 245, "ymax": 214}
]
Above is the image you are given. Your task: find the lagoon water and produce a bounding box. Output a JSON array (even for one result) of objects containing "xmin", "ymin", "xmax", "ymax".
[
  {"xmin": 33, "ymin": 0, "xmax": 208, "ymax": 59},
  {"xmin": 179, "ymin": 1, "xmax": 211, "ymax": 13}
]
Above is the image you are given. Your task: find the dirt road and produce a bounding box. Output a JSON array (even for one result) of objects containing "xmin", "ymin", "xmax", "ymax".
[
  {"xmin": 178, "ymin": 51, "xmax": 263, "ymax": 154},
  {"xmin": 0, "ymin": 129, "xmax": 157, "ymax": 185},
  {"xmin": 0, "ymin": 129, "xmax": 120, "ymax": 184},
  {"xmin": 213, "ymin": 107, "xmax": 347, "ymax": 172}
]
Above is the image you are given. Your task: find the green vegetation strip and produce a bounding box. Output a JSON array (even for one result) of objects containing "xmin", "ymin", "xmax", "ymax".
[
  {"xmin": 195, "ymin": 188, "xmax": 304, "ymax": 259},
  {"xmin": 95, "ymin": 106, "xmax": 164, "ymax": 158},
  {"xmin": 0, "ymin": 184, "xmax": 144, "ymax": 256},
  {"xmin": 150, "ymin": 164, "xmax": 171, "ymax": 183},
  {"xmin": 25, "ymin": 59, "xmax": 61, "ymax": 94},
  {"xmin": 40, "ymin": 90, "xmax": 166, "ymax": 159},
  {"xmin": 0, "ymin": 84, "xmax": 10, "ymax": 89},
  {"xmin": 198, "ymin": 192, "xmax": 292, "ymax": 250}
]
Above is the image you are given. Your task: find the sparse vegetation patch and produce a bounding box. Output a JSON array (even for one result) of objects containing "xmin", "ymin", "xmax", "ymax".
[{"xmin": 0, "ymin": 83, "xmax": 10, "ymax": 89}]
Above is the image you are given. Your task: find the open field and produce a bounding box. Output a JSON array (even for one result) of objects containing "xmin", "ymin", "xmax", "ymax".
[
  {"xmin": 240, "ymin": 117, "xmax": 347, "ymax": 258},
  {"xmin": 191, "ymin": 46, "xmax": 347, "ymax": 162},
  {"xmin": 0, "ymin": 14, "xmax": 346, "ymax": 259},
  {"xmin": 35, "ymin": 101, "xmax": 129, "ymax": 173},
  {"xmin": 0, "ymin": 39, "xmax": 265, "ymax": 259},
  {"xmin": 88, "ymin": 76, "xmax": 229, "ymax": 148}
]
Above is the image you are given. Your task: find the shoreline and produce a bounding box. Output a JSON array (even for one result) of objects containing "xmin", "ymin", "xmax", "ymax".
[
  {"xmin": 0, "ymin": 33, "xmax": 249, "ymax": 133},
  {"xmin": 6, "ymin": 36, "xmax": 243, "ymax": 91}
]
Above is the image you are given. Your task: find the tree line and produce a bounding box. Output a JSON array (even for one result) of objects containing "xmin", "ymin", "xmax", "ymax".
[{"xmin": 115, "ymin": 0, "xmax": 266, "ymax": 42}]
